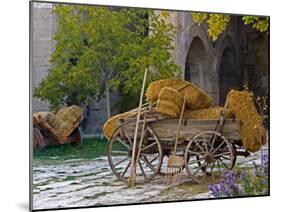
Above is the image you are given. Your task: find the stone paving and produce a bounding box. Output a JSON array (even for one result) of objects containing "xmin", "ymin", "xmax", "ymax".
[{"xmin": 33, "ymin": 146, "xmax": 268, "ymax": 210}]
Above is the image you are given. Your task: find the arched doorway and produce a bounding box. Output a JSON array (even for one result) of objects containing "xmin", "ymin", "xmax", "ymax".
[
  {"xmin": 219, "ymin": 47, "xmax": 238, "ymax": 105},
  {"xmin": 185, "ymin": 37, "xmax": 208, "ymax": 91}
]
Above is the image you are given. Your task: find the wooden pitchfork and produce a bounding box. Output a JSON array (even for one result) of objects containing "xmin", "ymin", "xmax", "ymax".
[{"xmin": 165, "ymin": 89, "xmax": 188, "ymax": 185}]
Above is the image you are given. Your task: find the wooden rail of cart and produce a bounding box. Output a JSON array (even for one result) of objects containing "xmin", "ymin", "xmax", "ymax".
[{"xmin": 107, "ymin": 106, "xmax": 251, "ymax": 185}]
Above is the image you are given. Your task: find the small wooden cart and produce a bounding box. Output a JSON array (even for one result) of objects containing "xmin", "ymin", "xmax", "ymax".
[
  {"xmin": 107, "ymin": 106, "xmax": 251, "ymax": 185},
  {"xmin": 33, "ymin": 112, "xmax": 83, "ymax": 149}
]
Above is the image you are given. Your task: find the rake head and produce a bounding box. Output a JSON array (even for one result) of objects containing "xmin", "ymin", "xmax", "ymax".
[{"xmin": 164, "ymin": 155, "xmax": 185, "ymax": 185}]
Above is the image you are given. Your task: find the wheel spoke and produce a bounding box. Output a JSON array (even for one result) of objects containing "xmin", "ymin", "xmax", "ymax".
[
  {"xmin": 210, "ymin": 134, "xmax": 217, "ymax": 153},
  {"xmin": 148, "ymin": 155, "xmax": 159, "ymax": 164},
  {"xmin": 193, "ymin": 161, "xmax": 207, "ymax": 176},
  {"xmin": 141, "ymin": 141, "xmax": 157, "ymax": 152},
  {"xmin": 141, "ymin": 156, "xmax": 156, "ymax": 172},
  {"xmin": 114, "ymin": 157, "xmax": 129, "ymax": 167},
  {"xmin": 185, "ymin": 131, "xmax": 236, "ymax": 184},
  {"xmin": 219, "ymin": 157, "xmax": 229, "ymax": 170},
  {"xmin": 121, "ymin": 161, "xmax": 131, "ymax": 177},
  {"xmin": 188, "ymin": 157, "xmax": 204, "ymax": 165},
  {"xmin": 220, "ymin": 155, "xmax": 231, "ymax": 160},
  {"xmin": 187, "ymin": 149, "xmax": 203, "ymax": 156},
  {"xmin": 123, "ymin": 128, "xmax": 133, "ymax": 147},
  {"xmin": 202, "ymin": 134, "xmax": 209, "ymax": 153},
  {"xmin": 193, "ymin": 139, "xmax": 205, "ymax": 153},
  {"xmin": 212, "ymin": 141, "xmax": 226, "ymax": 155},
  {"xmin": 214, "ymin": 152, "xmax": 231, "ymax": 157},
  {"xmin": 109, "ymin": 125, "xmax": 163, "ymax": 184},
  {"xmin": 138, "ymin": 161, "xmax": 147, "ymax": 180},
  {"xmin": 116, "ymin": 137, "xmax": 131, "ymax": 150}
]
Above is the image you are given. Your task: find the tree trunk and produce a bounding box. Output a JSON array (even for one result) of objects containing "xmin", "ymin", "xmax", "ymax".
[{"xmin": 105, "ymin": 81, "xmax": 111, "ymax": 119}]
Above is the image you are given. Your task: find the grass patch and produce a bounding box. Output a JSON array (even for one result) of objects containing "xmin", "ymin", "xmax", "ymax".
[
  {"xmin": 64, "ymin": 176, "xmax": 76, "ymax": 181},
  {"xmin": 34, "ymin": 137, "xmax": 108, "ymax": 161}
]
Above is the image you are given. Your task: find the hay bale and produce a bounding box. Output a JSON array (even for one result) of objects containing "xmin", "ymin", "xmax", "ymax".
[
  {"xmin": 53, "ymin": 105, "xmax": 83, "ymax": 137},
  {"xmin": 156, "ymin": 87, "xmax": 184, "ymax": 117},
  {"xmin": 146, "ymin": 78, "xmax": 212, "ymax": 110},
  {"xmin": 183, "ymin": 106, "xmax": 233, "ymax": 119},
  {"xmin": 33, "ymin": 106, "xmax": 83, "ymax": 138},
  {"xmin": 180, "ymin": 84, "xmax": 212, "ymax": 109},
  {"xmin": 47, "ymin": 114, "xmax": 64, "ymax": 131},
  {"xmin": 33, "ymin": 111, "xmax": 54, "ymax": 122},
  {"xmin": 146, "ymin": 78, "xmax": 190, "ymax": 102},
  {"xmin": 227, "ymin": 90, "xmax": 267, "ymax": 152},
  {"xmin": 103, "ymin": 111, "xmax": 135, "ymax": 140},
  {"xmin": 56, "ymin": 105, "xmax": 82, "ymax": 123}
]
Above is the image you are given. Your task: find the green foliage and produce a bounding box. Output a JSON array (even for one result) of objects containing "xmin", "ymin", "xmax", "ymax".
[
  {"xmin": 192, "ymin": 13, "xmax": 269, "ymax": 41},
  {"xmin": 239, "ymin": 171, "xmax": 268, "ymax": 195},
  {"xmin": 192, "ymin": 13, "xmax": 230, "ymax": 41},
  {"xmin": 109, "ymin": 9, "xmax": 181, "ymax": 97},
  {"xmin": 192, "ymin": 13, "xmax": 208, "ymax": 25},
  {"xmin": 236, "ymin": 167, "xmax": 268, "ymax": 196},
  {"xmin": 34, "ymin": 5, "xmax": 180, "ymax": 111},
  {"xmin": 206, "ymin": 14, "xmax": 230, "ymax": 41},
  {"xmin": 242, "ymin": 16, "xmax": 269, "ymax": 32}
]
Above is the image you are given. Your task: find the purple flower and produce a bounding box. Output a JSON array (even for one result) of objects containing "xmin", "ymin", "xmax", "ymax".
[
  {"xmin": 261, "ymin": 153, "xmax": 268, "ymax": 165},
  {"xmin": 253, "ymin": 153, "xmax": 269, "ymax": 177},
  {"xmin": 208, "ymin": 184, "xmax": 220, "ymax": 197},
  {"xmin": 208, "ymin": 171, "xmax": 241, "ymax": 197}
]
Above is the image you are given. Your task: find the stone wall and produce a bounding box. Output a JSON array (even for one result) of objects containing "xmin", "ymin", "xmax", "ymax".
[
  {"xmin": 170, "ymin": 13, "xmax": 269, "ymax": 105},
  {"xmin": 31, "ymin": 3, "xmax": 269, "ymax": 135},
  {"xmin": 31, "ymin": 3, "xmax": 55, "ymax": 112}
]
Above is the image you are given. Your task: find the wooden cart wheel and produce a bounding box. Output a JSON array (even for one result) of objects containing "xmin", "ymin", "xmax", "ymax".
[
  {"xmin": 184, "ymin": 131, "xmax": 236, "ymax": 183},
  {"xmin": 33, "ymin": 127, "xmax": 45, "ymax": 149},
  {"xmin": 108, "ymin": 123, "xmax": 163, "ymax": 184}
]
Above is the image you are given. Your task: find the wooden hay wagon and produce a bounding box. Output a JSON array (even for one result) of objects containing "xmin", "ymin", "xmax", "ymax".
[
  {"xmin": 107, "ymin": 105, "xmax": 251, "ymax": 185},
  {"xmin": 33, "ymin": 106, "xmax": 83, "ymax": 149}
]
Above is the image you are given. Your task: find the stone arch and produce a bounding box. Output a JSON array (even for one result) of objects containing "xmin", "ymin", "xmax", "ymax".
[
  {"xmin": 218, "ymin": 36, "xmax": 239, "ymax": 105},
  {"xmin": 185, "ymin": 36, "xmax": 210, "ymax": 91},
  {"xmin": 179, "ymin": 24, "xmax": 212, "ymax": 75}
]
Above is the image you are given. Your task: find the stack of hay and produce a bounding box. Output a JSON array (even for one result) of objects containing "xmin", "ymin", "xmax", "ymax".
[
  {"xmin": 146, "ymin": 78, "xmax": 212, "ymax": 113},
  {"xmin": 183, "ymin": 106, "xmax": 233, "ymax": 120},
  {"xmin": 33, "ymin": 105, "xmax": 83, "ymax": 138},
  {"xmin": 227, "ymin": 90, "xmax": 267, "ymax": 152},
  {"xmin": 156, "ymin": 87, "xmax": 184, "ymax": 117},
  {"xmin": 103, "ymin": 78, "xmax": 267, "ymax": 152},
  {"xmin": 103, "ymin": 110, "xmax": 136, "ymax": 140},
  {"xmin": 103, "ymin": 78, "xmax": 214, "ymax": 139}
]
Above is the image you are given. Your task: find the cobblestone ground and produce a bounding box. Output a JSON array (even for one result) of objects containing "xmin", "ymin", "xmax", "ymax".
[{"xmin": 33, "ymin": 145, "xmax": 268, "ymax": 210}]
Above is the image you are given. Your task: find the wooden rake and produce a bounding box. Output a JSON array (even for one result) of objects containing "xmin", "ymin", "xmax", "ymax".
[
  {"xmin": 128, "ymin": 68, "xmax": 148, "ymax": 187},
  {"xmin": 164, "ymin": 89, "xmax": 188, "ymax": 185}
]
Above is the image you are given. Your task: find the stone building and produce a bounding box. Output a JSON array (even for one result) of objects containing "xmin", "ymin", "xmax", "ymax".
[
  {"xmin": 31, "ymin": 2, "xmax": 269, "ymax": 135},
  {"xmin": 31, "ymin": 2, "xmax": 55, "ymax": 112},
  {"xmin": 168, "ymin": 12, "xmax": 269, "ymax": 105}
]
